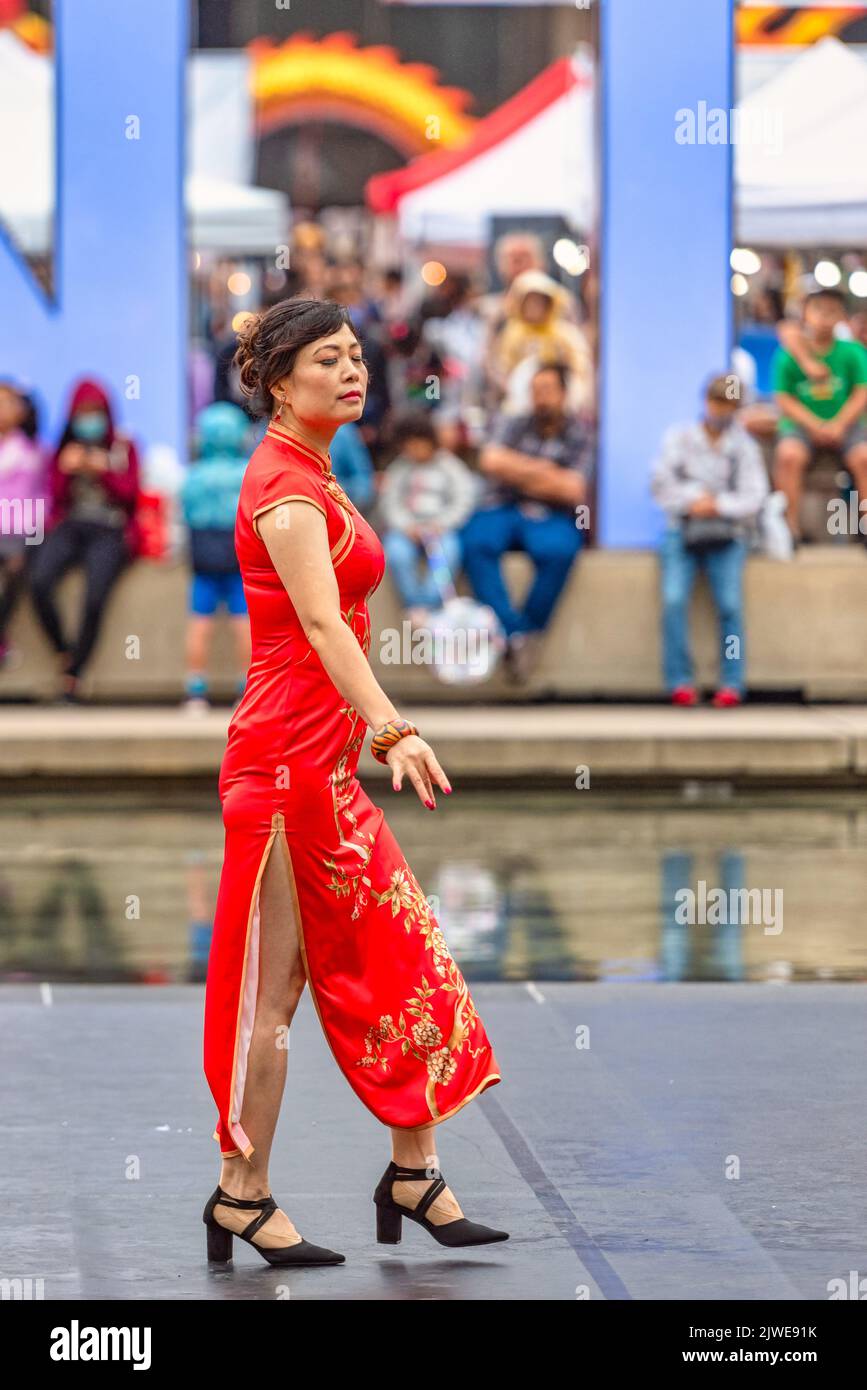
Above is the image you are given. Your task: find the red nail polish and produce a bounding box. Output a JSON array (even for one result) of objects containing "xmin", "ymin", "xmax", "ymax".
[
  {"xmin": 444, "ymin": 787, "xmax": 453, "ymax": 794},
  {"xmin": 425, "ymin": 799, "xmax": 435, "ymax": 809}
]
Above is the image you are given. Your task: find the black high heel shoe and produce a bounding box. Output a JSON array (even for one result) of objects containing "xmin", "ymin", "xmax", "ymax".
[
  {"xmin": 373, "ymin": 1161, "xmax": 509, "ymax": 1248},
  {"xmin": 203, "ymin": 1185, "xmax": 345, "ymax": 1267}
]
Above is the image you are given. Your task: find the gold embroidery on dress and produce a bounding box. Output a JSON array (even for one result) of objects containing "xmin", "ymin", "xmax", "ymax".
[
  {"xmin": 322, "ymin": 603, "xmax": 376, "ymax": 913},
  {"xmin": 313, "ymin": 502, "xmax": 472, "ymax": 1118},
  {"xmin": 354, "ymin": 865, "xmax": 485, "ymax": 1117}
]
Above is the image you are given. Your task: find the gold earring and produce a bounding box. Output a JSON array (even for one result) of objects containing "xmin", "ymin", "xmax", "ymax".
[{"xmin": 274, "ymin": 393, "xmax": 286, "ymax": 422}]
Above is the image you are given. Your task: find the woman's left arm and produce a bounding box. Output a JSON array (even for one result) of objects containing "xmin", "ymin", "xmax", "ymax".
[{"xmin": 258, "ymin": 500, "xmax": 451, "ymax": 808}]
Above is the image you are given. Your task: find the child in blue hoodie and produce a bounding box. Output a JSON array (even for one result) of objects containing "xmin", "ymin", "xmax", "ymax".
[{"xmin": 180, "ymin": 402, "xmax": 250, "ymax": 711}]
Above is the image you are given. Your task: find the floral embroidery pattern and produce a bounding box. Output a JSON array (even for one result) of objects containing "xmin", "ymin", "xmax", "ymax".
[
  {"xmin": 321, "ymin": 601, "xmax": 375, "ymax": 914},
  {"xmin": 318, "ymin": 515, "xmax": 478, "ymax": 1116},
  {"xmin": 341, "ymin": 601, "xmax": 371, "ymax": 658},
  {"xmin": 324, "ymin": 710, "xmax": 374, "ymax": 920},
  {"xmin": 354, "ymin": 866, "xmax": 483, "ymax": 1102}
]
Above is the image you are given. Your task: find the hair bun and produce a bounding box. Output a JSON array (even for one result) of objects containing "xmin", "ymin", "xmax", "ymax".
[{"xmin": 233, "ymin": 311, "xmax": 265, "ymax": 402}]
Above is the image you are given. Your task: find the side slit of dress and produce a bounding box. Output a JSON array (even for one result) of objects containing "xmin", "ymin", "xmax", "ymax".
[{"xmin": 214, "ymin": 813, "xmax": 282, "ymax": 1161}]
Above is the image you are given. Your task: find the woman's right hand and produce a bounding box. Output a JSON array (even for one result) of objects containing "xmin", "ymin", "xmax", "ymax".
[
  {"xmin": 58, "ymin": 443, "xmax": 85, "ymax": 473},
  {"xmin": 386, "ymin": 735, "xmax": 451, "ymax": 810}
]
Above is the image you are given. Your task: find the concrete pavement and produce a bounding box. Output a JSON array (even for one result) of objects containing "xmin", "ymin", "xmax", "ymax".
[{"xmin": 3, "ymin": 980, "xmax": 864, "ymax": 1300}]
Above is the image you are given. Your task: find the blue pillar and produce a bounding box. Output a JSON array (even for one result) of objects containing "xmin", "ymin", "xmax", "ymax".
[
  {"xmin": 0, "ymin": 0, "xmax": 187, "ymax": 469},
  {"xmin": 598, "ymin": 0, "xmax": 734, "ymax": 547}
]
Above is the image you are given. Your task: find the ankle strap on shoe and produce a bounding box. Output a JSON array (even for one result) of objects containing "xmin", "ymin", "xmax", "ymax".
[
  {"xmin": 389, "ymin": 1161, "xmax": 442, "ymax": 1181},
  {"xmin": 217, "ymin": 1185, "xmax": 274, "ymax": 1209}
]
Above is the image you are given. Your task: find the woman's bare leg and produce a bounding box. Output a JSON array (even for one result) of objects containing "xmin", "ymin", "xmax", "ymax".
[
  {"xmin": 388, "ymin": 1124, "xmax": 465, "ymax": 1224},
  {"xmin": 215, "ymin": 839, "xmax": 309, "ymax": 1248}
]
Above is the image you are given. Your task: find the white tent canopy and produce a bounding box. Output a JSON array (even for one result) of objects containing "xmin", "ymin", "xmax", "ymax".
[
  {"xmin": 736, "ymin": 37, "xmax": 867, "ymax": 246},
  {"xmin": 383, "ymin": 53, "xmax": 595, "ymax": 245},
  {"xmin": 0, "ymin": 32, "xmax": 290, "ymax": 256},
  {"xmin": 186, "ymin": 174, "xmax": 288, "ymax": 255}
]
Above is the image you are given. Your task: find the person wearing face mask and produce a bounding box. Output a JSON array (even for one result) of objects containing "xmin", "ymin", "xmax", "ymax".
[
  {"xmin": 651, "ymin": 374, "xmax": 770, "ymax": 708},
  {"xmin": 29, "ymin": 378, "xmax": 141, "ymax": 702}
]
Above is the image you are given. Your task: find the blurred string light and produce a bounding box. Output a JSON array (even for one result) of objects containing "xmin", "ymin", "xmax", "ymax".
[
  {"xmin": 232, "ymin": 310, "xmax": 255, "ymax": 333},
  {"xmin": 731, "ymin": 273, "xmax": 749, "ymax": 296},
  {"xmin": 421, "ymin": 261, "xmax": 447, "ymax": 287},
  {"xmin": 730, "ymin": 247, "xmax": 761, "ymax": 275},
  {"xmin": 552, "ymin": 238, "xmax": 590, "ymax": 277},
  {"xmin": 813, "ymin": 260, "xmax": 841, "ymax": 288},
  {"xmin": 227, "ymin": 271, "xmax": 252, "ymax": 296},
  {"xmin": 849, "ymin": 270, "xmax": 867, "ymax": 298}
]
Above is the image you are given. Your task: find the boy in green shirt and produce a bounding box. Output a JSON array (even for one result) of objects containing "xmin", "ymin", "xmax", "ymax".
[{"xmin": 772, "ymin": 288, "xmax": 867, "ymax": 540}]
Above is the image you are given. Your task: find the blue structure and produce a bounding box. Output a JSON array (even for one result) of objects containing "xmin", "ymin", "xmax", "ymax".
[
  {"xmin": 0, "ymin": 0, "xmax": 187, "ymax": 470},
  {"xmin": 0, "ymin": 0, "xmax": 736, "ymax": 546},
  {"xmin": 599, "ymin": 0, "xmax": 734, "ymax": 548}
]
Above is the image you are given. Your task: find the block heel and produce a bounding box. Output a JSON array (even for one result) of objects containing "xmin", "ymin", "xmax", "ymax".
[
  {"xmin": 206, "ymin": 1219, "xmax": 233, "ymax": 1263},
  {"xmin": 376, "ymin": 1202, "xmax": 403, "ymax": 1244},
  {"xmin": 372, "ymin": 1161, "xmax": 509, "ymax": 1249}
]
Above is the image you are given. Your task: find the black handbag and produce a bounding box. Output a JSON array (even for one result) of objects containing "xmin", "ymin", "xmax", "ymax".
[
  {"xmin": 189, "ymin": 527, "xmax": 239, "ymax": 575},
  {"xmin": 680, "ymin": 448, "xmax": 739, "ymax": 551}
]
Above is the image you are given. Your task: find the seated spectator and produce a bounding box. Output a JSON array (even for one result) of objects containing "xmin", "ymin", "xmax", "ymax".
[
  {"xmin": 461, "ymin": 363, "xmax": 592, "ymax": 680},
  {"xmin": 0, "ymin": 380, "xmax": 48, "ymax": 668},
  {"xmin": 29, "ymin": 379, "xmax": 141, "ymax": 703},
  {"xmin": 180, "ymin": 402, "xmax": 251, "ymax": 712},
  {"xmin": 738, "ymin": 286, "xmax": 787, "ymax": 397},
  {"xmin": 420, "ymin": 272, "xmax": 487, "ymax": 452},
  {"xmin": 478, "ymin": 232, "xmax": 581, "ymax": 342},
  {"xmin": 329, "ymin": 421, "xmax": 375, "ymax": 513},
  {"xmin": 489, "ymin": 270, "xmax": 593, "ymax": 418},
  {"xmin": 379, "ymin": 413, "xmax": 478, "ymax": 626},
  {"xmin": 772, "ymin": 288, "xmax": 867, "ymax": 541},
  {"xmin": 651, "ymin": 374, "xmax": 770, "ymax": 708}
]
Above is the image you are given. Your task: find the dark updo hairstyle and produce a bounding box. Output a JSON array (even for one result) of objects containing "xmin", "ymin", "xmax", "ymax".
[{"xmin": 233, "ymin": 297, "xmax": 358, "ymax": 419}]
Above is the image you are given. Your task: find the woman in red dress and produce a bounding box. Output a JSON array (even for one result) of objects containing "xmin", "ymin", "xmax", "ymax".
[{"xmin": 202, "ymin": 298, "xmax": 506, "ymax": 1266}]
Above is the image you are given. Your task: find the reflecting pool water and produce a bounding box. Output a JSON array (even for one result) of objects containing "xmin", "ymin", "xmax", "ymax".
[{"xmin": 1, "ymin": 789, "xmax": 865, "ymax": 983}]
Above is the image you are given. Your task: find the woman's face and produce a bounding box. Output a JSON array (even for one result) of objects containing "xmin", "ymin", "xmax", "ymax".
[
  {"xmin": 0, "ymin": 386, "xmax": 24, "ymax": 434},
  {"xmin": 275, "ymin": 322, "xmax": 367, "ymax": 429},
  {"xmin": 521, "ymin": 291, "xmax": 552, "ymax": 325},
  {"xmin": 69, "ymin": 402, "xmax": 110, "ymax": 443}
]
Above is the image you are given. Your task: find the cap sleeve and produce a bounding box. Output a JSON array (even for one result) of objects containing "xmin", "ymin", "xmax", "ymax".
[{"xmin": 251, "ymin": 464, "xmax": 328, "ymax": 539}]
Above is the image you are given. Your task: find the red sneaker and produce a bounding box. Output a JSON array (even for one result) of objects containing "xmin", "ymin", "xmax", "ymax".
[
  {"xmin": 671, "ymin": 685, "xmax": 698, "ymax": 706},
  {"xmin": 711, "ymin": 687, "xmax": 742, "ymax": 708}
]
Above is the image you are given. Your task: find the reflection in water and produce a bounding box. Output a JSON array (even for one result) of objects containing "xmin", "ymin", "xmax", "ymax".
[
  {"xmin": 660, "ymin": 851, "xmax": 748, "ymax": 983},
  {"xmin": 0, "ymin": 791, "xmax": 865, "ymax": 983}
]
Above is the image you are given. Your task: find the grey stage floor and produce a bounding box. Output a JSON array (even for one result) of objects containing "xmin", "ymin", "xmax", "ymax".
[{"xmin": 2, "ymin": 982, "xmax": 865, "ymax": 1301}]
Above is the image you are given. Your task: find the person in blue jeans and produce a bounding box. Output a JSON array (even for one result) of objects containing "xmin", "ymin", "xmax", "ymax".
[
  {"xmin": 461, "ymin": 363, "xmax": 593, "ymax": 680},
  {"xmin": 651, "ymin": 374, "xmax": 770, "ymax": 707}
]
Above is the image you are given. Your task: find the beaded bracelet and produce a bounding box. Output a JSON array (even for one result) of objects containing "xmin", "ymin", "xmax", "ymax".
[{"xmin": 371, "ymin": 718, "xmax": 419, "ymax": 764}]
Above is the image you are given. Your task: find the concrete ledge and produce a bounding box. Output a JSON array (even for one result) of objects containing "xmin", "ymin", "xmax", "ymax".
[
  {"xmin": 2, "ymin": 704, "xmax": 867, "ymax": 786},
  {"xmin": 3, "ymin": 547, "xmax": 867, "ymax": 702}
]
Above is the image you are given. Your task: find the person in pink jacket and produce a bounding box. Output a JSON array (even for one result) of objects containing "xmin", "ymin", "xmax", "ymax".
[{"xmin": 0, "ymin": 380, "xmax": 49, "ymax": 668}]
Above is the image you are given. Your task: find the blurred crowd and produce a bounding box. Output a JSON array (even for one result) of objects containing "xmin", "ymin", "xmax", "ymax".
[{"xmin": 3, "ymin": 229, "xmax": 867, "ymax": 708}]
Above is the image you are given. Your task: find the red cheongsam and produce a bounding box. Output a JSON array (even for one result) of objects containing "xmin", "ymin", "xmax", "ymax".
[{"xmin": 203, "ymin": 423, "xmax": 502, "ymax": 1157}]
